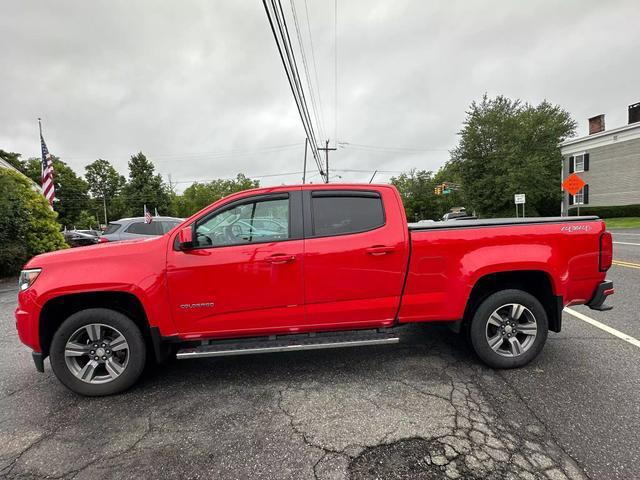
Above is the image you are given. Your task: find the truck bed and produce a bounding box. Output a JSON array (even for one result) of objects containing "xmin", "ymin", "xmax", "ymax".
[
  {"xmin": 408, "ymin": 216, "xmax": 600, "ymax": 231},
  {"xmin": 399, "ymin": 216, "xmax": 606, "ymax": 325}
]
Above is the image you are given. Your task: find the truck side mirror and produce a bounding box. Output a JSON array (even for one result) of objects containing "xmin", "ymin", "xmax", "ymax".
[{"xmin": 178, "ymin": 226, "xmax": 194, "ymax": 250}]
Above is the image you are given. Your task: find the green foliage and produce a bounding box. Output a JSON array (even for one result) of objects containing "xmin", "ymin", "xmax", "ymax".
[
  {"xmin": 170, "ymin": 174, "xmax": 259, "ymax": 218},
  {"xmin": 23, "ymin": 157, "xmax": 92, "ymax": 228},
  {"xmin": 449, "ymin": 95, "xmax": 576, "ymax": 218},
  {"xmin": 0, "ymin": 149, "xmax": 26, "ymax": 172},
  {"xmin": 391, "ymin": 167, "xmax": 467, "ymax": 221},
  {"xmin": 85, "ymin": 159, "xmax": 126, "ymax": 223},
  {"xmin": 121, "ymin": 152, "xmax": 170, "ymax": 217},
  {"xmin": 568, "ymin": 204, "xmax": 640, "ymax": 218},
  {"xmin": 390, "ymin": 170, "xmax": 438, "ymax": 221},
  {"xmin": 0, "ymin": 169, "xmax": 66, "ymax": 276},
  {"xmin": 74, "ymin": 210, "xmax": 99, "ymax": 229}
]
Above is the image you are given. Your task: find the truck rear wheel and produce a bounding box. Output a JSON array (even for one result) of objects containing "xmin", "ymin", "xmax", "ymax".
[
  {"xmin": 49, "ymin": 308, "xmax": 146, "ymax": 396},
  {"xmin": 469, "ymin": 289, "xmax": 548, "ymax": 368}
]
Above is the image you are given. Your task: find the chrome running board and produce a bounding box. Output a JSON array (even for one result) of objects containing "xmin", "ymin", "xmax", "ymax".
[{"xmin": 176, "ymin": 329, "xmax": 399, "ymax": 360}]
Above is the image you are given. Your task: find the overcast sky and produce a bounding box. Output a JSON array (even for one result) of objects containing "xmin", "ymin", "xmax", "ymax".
[{"xmin": 1, "ymin": 0, "xmax": 638, "ymax": 190}]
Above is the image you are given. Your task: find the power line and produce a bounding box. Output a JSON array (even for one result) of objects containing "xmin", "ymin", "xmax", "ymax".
[
  {"xmin": 290, "ymin": 0, "xmax": 325, "ymax": 141},
  {"xmin": 334, "ymin": 0, "xmax": 338, "ymax": 146},
  {"xmin": 262, "ymin": 0, "xmax": 326, "ymax": 182},
  {"xmin": 62, "ymin": 143, "xmax": 304, "ymax": 163},
  {"xmin": 338, "ymin": 142, "xmax": 449, "ymax": 153},
  {"xmin": 276, "ymin": 0, "xmax": 326, "ymax": 178},
  {"xmin": 264, "ymin": 0, "xmax": 322, "ymax": 173},
  {"xmin": 171, "ymin": 170, "xmax": 307, "ymax": 185},
  {"xmin": 302, "ymin": 0, "xmax": 327, "ymax": 144}
]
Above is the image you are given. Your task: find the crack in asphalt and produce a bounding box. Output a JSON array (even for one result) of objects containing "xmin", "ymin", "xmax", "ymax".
[
  {"xmin": 494, "ymin": 370, "xmax": 593, "ymax": 480},
  {"xmin": 276, "ymin": 387, "xmax": 359, "ymax": 480},
  {"xmin": 0, "ymin": 397, "xmax": 81, "ymax": 478}
]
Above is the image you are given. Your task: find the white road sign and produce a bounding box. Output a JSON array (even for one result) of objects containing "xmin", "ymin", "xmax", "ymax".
[{"xmin": 514, "ymin": 194, "xmax": 526, "ymax": 204}]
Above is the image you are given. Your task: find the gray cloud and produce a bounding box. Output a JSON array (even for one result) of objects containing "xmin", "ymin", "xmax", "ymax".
[{"xmin": 1, "ymin": 0, "xmax": 638, "ymax": 189}]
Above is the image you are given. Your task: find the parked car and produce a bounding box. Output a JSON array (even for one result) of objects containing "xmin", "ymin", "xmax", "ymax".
[
  {"xmin": 62, "ymin": 229, "xmax": 101, "ymax": 248},
  {"xmin": 100, "ymin": 216, "xmax": 183, "ymax": 242},
  {"xmin": 15, "ymin": 184, "xmax": 613, "ymax": 396},
  {"xmin": 442, "ymin": 210, "xmax": 476, "ymax": 221}
]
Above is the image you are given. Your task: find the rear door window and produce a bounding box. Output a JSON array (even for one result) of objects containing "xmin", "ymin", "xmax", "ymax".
[
  {"xmin": 103, "ymin": 223, "xmax": 121, "ymax": 234},
  {"xmin": 311, "ymin": 192, "xmax": 384, "ymax": 237},
  {"xmin": 125, "ymin": 221, "xmax": 162, "ymax": 235}
]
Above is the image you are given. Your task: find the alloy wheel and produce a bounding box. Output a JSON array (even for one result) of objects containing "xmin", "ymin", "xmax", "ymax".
[
  {"xmin": 485, "ymin": 303, "xmax": 538, "ymax": 358},
  {"xmin": 64, "ymin": 323, "xmax": 130, "ymax": 384}
]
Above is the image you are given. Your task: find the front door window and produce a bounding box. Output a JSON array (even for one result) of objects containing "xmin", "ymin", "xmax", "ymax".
[{"xmin": 195, "ymin": 198, "xmax": 289, "ymax": 247}]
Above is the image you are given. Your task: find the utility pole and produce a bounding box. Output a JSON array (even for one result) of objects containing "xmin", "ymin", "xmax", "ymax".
[
  {"xmin": 103, "ymin": 196, "xmax": 108, "ymax": 226},
  {"xmin": 317, "ymin": 140, "xmax": 337, "ymax": 183},
  {"xmin": 302, "ymin": 138, "xmax": 308, "ymax": 184}
]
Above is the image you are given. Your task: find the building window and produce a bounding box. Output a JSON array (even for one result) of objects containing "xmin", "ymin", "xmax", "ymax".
[
  {"xmin": 573, "ymin": 190, "xmax": 584, "ymax": 205},
  {"xmin": 574, "ymin": 154, "xmax": 585, "ymax": 173}
]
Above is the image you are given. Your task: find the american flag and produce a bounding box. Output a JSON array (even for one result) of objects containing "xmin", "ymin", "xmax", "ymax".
[
  {"xmin": 40, "ymin": 133, "xmax": 55, "ymax": 205},
  {"xmin": 144, "ymin": 204, "xmax": 153, "ymax": 224}
]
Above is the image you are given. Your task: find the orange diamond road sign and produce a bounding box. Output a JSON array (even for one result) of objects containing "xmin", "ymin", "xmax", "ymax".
[{"xmin": 562, "ymin": 173, "xmax": 586, "ymax": 196}]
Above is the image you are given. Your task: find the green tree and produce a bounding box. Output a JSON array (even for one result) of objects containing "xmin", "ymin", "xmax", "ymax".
[
  {"xmin": 0, "ymin": 168, "xmax": 67, "ymax": 276},
  {"xmin": 85, "ymin": 159, "xmax": 126, "ymax": 224},
  {"xmin": 74, "ymin": 210, "xmax": 99, "ymax": 229},
  {"xmin": 122, "ymin": 152, "xmax": 170, "ymax": 217},
  {"xmin": 0, "ymin": 149, "xmax": 26, "ymax": 173},
  {"xmin": 23, "ymin": 157, "xmax": 92, "ymax": 228},
  {"xmin": 390, "ymin": 169, "xmax": 439, "ymax": 221},
  {"xmin": 449, "ymin": 95, "xmax": 576, "ymax": 217},
  {"xmin": 170, "ymin": 174, "xmax": 259, "ymax": 217}
]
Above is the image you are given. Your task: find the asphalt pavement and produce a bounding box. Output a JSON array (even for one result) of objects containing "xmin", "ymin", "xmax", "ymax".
[{"xmin": 0, "ymin": 237, "xmax": 638, "ymax": 479}]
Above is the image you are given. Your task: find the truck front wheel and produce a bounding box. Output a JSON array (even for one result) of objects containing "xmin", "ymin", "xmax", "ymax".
[
  {"xmin": 49, "ymin": 308, "xmax": 146, "ymax": 396},
  {"xmin": 469, "ymin": 289, "xmax": 548, "ymax": 368}
]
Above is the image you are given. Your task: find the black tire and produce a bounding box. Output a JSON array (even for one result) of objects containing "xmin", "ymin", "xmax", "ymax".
[
  {"xmin": 50, "ymin": 308, "xmax": 146, "ymax": 396},
  {"xmin": 469, "ymin": 289, "xmax": 548, "ymax": 369}
]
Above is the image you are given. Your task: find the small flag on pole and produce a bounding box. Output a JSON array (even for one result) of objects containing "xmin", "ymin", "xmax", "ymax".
[
  {"xmin": 144, "ymin": 205, "xmax": 152, "ymax": 224},
  {"xmin": 39, "ymin": 119, "xmax": 55, "ymax": 206}
]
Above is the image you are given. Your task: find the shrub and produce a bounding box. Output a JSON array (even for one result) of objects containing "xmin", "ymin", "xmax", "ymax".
[
  {"xmin": 568, "ymin": 204, "xmax": 640, "ymax": 218},
  {"xmin": 0, "ymin": 169, "xmax": 67, "ymax": 277}
]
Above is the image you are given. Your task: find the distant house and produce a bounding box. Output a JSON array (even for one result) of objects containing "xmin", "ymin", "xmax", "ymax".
[
  {"xmin": 560, "ymin": 102, "xmax": 640, "ymax": 215},
  {"xmin": 0, "ymin": 157, "xmax": 44, "ymax": 194}
]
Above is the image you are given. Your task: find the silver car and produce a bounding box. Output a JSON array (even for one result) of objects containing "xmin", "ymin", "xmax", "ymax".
[{"xmin": 101, "ymin": 216, "xmax": 183, "ymax": 242}]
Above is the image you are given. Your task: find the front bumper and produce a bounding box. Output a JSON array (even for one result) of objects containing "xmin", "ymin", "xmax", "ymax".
[{"xmin": 587, "ymin": 280, "xmax": 614, "ymax": 311}]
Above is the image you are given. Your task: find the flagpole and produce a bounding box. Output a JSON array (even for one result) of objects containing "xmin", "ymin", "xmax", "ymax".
[{"xmin": 38, "ymin": 117, "xmax": 42, "ymax": 137}]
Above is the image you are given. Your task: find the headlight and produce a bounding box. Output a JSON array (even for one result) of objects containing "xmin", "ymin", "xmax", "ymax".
[{"xmin": 19, "ymin": 268, "xmax": 42, "ymax": 291}]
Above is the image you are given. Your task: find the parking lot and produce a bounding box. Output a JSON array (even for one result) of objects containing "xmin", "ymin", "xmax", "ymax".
[{"xmin": 0, "ymin": 230, "xmax": 637, "ymax": 480}]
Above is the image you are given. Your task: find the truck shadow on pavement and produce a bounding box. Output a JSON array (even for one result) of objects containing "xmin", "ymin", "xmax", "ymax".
[{"xmin": 1, "ymin": 324, "xmax": 586, "ymax": 480}]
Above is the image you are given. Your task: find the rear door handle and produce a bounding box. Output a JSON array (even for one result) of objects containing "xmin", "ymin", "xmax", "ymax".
[
  {"xmin": 366, "ymin": 246, "xmax": 395, "ymax": 256},
  {"xmin": 265, "ymin": 254, "xmax": 296, "ymax": 264}
]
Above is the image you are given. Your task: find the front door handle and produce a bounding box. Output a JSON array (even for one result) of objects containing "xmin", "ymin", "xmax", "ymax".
[
  {"xmin": 366, "ymin": 246, "xmax": 395, "ymax": 256},
  {"xmin": 265, "ymin": 254, "xmax": 296, "ymax": 264}
]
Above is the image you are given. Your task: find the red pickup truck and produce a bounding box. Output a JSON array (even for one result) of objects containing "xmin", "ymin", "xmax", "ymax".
[{"xmin": 15, "ymin": 184, "xmax": 613, "ymax": 396}]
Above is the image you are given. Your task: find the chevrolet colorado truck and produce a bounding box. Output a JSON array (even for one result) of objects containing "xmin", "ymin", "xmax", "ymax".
[{"xmin": 15, "ymin": 184, "xmax": 614, "ymax": 396}]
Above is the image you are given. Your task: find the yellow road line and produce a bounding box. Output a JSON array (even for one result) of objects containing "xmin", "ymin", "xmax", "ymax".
[{"xmin": 612, "ymin": 260, "xmax": 640, "ymax": 270}]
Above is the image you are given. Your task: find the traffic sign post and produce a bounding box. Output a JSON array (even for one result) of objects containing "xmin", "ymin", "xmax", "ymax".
[
  {"xmin": 562, "ymin": 173, "xmax": 586, "ymax": 196},
  {"xmin": 514, "ymin": 194, "xmax": 526, "ymax": 218},
  {"xmin": 562, "ymin": 173, "xmax": 586, "ymax": 216}
]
